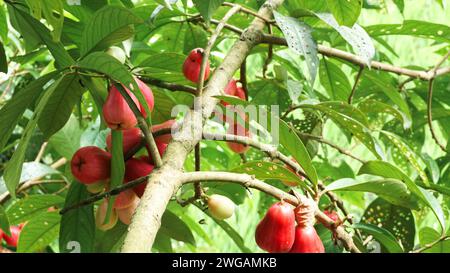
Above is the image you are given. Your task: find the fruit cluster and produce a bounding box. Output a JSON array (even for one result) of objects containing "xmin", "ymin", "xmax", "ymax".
[
  {"xmin": 0, "ymin": 224, "xmax": 24, "ymax": 248},
  {"xmin": 255, "ymin": 201, "xmax": 325, "ymax": 253}
]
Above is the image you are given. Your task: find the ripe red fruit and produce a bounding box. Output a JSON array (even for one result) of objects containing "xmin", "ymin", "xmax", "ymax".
[
  {"xmin": 255, "ymin": 202, "xmax": 296, "ymax": 253},
  {"xmin": 323, "ymin": 210, "xmax": 340, "ymax": 223},
  {"xmin": 116, "ymin": 197, "xmax": 139, "ymax": 225},
  {"xmin": 114, "ymin": 189, "xmax": 138, "ymax": 209},
  {"xmin": 235, "ymin": 86, "xmax": 246, "ymax": 100},
  {"xmin": 221, "ymin": 80, "xmax": 238, "ymax": 107},
  {"xmin": 208, "ymin": 194, "xmax": 236, "ymax": 220},
  {"xmin": 152, "ymin": 119, "xmax": 177, "ymax": 144},
  {"xmin": 289, "ymin": 225, "xmax": 325, "ymax": 253},
  {"xmin": 106, "ymin": 127, "xmax": 143, "ymax": 155},
  {"xmin": 124, "ymin": 157, "xmax": 154, "ymax": 197},
  {"xmin": 71, "ymin": 146, "xmax": 111, "ymax": 184},
  {"xmin": 226, "ymin": 122, "xmax": 250, "ymax": 154},
  {"xmin": 103, "ymin": 84, "xmax": 140, "ymax": 130},
  {"xmin": 183, "ymin": 48, "xmax": 210, "ymax": 83},
  {"xmin": 3, "ymin": 225, "xmax": 22, "ymax": 248},
  {"xmin": 135, "ymin": 77, "xmax": 154, "ymax": 117},
  {"xmin": 0, "ymin": 228, "xmax": 4, "ymax": 242}
]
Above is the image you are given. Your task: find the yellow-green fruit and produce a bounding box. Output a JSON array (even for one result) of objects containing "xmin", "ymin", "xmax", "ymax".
[
  {"xmin": 86, "ymin": 181, "xmax": 106, "ymax": 194},
  {"xmin": 95, "ymin": 199, "xmax": 118, "ymax": 231},
  {"xmin": 208, "ymin": 194, "xmax": 235, "ymax": 220}
]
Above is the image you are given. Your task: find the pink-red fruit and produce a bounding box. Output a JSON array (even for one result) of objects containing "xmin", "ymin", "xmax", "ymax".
[
  {"xmin": 289, "ymin": 225, "xmax": 325, "ymax": 253},
  {"xmin": 152, "ymin": 119, "xmax": 177, "ymax": 144},
  {"xmin": 255, "ymin": 202, "xmax": 296, "ymax": 253},
  {"xmin": 323, "ymin": 210, "xmax": 340, "ymax": 223},
  {"xmin": 103, "ymin": 84, "xmax": 140, "ymax": 130},
  {"xmin": 71, "ymin": 146, "xmax": 111, "ymax": 184},
  {"xmin": 114, "ymin": 189, "xmax": 138, "ymax": 209},
  {"xmin": 106, "ymin": 127, "xmax": 142, "ymax": 155},
  {"xmin": 3, "ymin": 225, "xmax": 22, "ymax": 248},
  {"xmin": 226, "ymin": 122, "xmax": 250, "ymax": 154},
  {"xmin": 95, "ymin": 200, "xmax": 118, "ymax": 231},
  {"xmin": 135, "ymin": 77, "xmax": 154, "ymax": 117},
  {"xmin": 183, "ymin": 48, "xmax": 210, "ymax": 83},
  {"xmin": 124, "ymin": 157, "xmax": 155, "ymax": 197},
  {"xmin": 208, "ymin": 194, "xmax": 236, "ymax": 220},
  {"xmin": 116, "ymin": 198, "xmax": 139, "ymax": 225}
]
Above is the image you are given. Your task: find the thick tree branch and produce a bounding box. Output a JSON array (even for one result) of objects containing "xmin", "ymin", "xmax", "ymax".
[
  {"xmin": 181, "ymin": 171, "xmax": 361, "ymax": 253},
  {"xmin": 121, "ymin": 0, "xmax": 285, "ymax": 253}
]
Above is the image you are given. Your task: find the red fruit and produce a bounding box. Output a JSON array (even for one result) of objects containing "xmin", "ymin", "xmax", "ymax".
[
  {"xmin": 323, "ymin": 210, "xmax": 340, "ymax": 223},
  {"xmin": 95, "ymin": 200, "xmax": 118, "ymax": 231},
  {"xmin": 116, "ymin": 197, "xmax": 139, "ymax": 225},
  {"xmin": 124, "ymin": 157, "xmax": 154, "ymax": 197},
  {"xmin": 255, "ymin": 202, "xmax": 296, "ymax": 253},
  {"xmin": 152, "ymin": 119, "xmax": 177, "ymax": 144},
  {"xmin": 289, "ymin": 225, "xmax": 325, "ymax": 253},
  {"xmin": 145, "ymin": 141, "xmax": 168, "ymax": 165},
  {"xmin": 221, "ymin": 80, "xmax": 238, "ymax": 107},
  {"xmin": 226, "ymin": 122, "xmax": 250, "ymax": 154},
  {"xmin": 103, "ymin": 84, "xmax": 140, "ymax": 130},
  {"xmin": 235, "ymin": 86, "xmax": 246, "ymax": 100},
  {"xmin": 114, "ymin": 189, "xmax": 138, "ymax": 209},
  {"xmin": 106, "ymin": 127, "xmax": 143, "ymax": 155},
  {"xmin": 135, "ymin": 77, "xmax": 154, "ymax": 117},
  {"xmin": 71, "ymin": 146, "xmax": 111, "ymax": 184},
  {"xmin": 0, "ymin": 228, "xmax": 4, "ymax": 242},
  {"xmin": 3, "ymin": 226, "xmax": 22, "ymax": 248},
  {"xmin": 183, "ymin": 48, "xmax": 210, "ymax": 83}
]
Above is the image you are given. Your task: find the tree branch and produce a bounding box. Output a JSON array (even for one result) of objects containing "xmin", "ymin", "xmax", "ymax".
[
  {"xmin": 181, "ymin": 171, "xmax": 361, "ymax": 253},
  {"xmin": 121, "ymin": 0, "xmax": 286, "ymax": 253},
  {"xmin": 137, "ymin": 76, "xmax": 197, "ymax": 94},
  {"xmin": 348, "ymin": 65, "xmax": 364, "ymax": 104}
]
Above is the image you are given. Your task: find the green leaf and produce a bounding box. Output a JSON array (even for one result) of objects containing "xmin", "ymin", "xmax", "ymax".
[
  {"xmin": 60, "ymin": 183, "xmax": 95, "ymax": 253},
  {"xmin": 366, "ymin": 20, "xmax": 450, "ymax": 43},
  {"xmin": 353, "ymin": 223, "xmax": 404, "ymax": 253},
  {"xmin": 105, "ymin": 130, "xmax": 125, "ymax": 223},
  {"xmin": 0, "ymin": 41, "xmax": 6, "ymax": 73},
  {"xmin": 358, "ymin": 99, "xmax": 411, "ymax": 129},
  {"xmin": 192, "ymin": 0, "xmax": 224, "ymax": 22},
  {"xmin": 326, "ymin": 0, "xmax": 362, "ymax": 27},
  {"xmin": 138, "ymin": 52, "xmax": 189, "ymax": 84},
  {"xmin": 358, "ymin": 160, "xmax": 446, "ymax": 231},
  {"xmin": 380, "ymin": 131, "xmax": 429, "ymax": 186},
  {"xmin": 80, "ymin": 6, "xmax": 143, "ymax": 56},
  {"xmin": 362, "ymin": 198, "xmax": 416, "ymax": 251},
  {"xmin": 326, "ymin": 178, "xmax": 418, "ymax": 209},
  {"xmin": 363, "ymin": 71, "xmax": 411, "ymax": 122},
  {"xmin": 95, "ymin": 222, "xmax": 128, "ymax": 253},
  {"xmin": 273, "ymin": 11, "xmax": 318, "ymax": 84},
  {"xmin": 10, "ymin": 7, "xmax": 74, "ymax": 67},
  {"xmin": 153, "ymin": 231, "xmax": 173, "ymax": 253},
  {"xmin": 300, "ymin": 102, "xmax": 383, "ymax": 159},
  {"xmin": 40, "ymin": 0, "xmax": 64, "ymax": 42},
  {"xmin": 0, "ymin": 5, "xmax": 8, "ymax": 43},
  {"xmin": 49, "ymin": 115, "xmax": 82, "ymax": 159},
  {"xmin": 232, "ymin": 161, "xmax": 305, "ymax": 187},
  {"xmin": 279, "ymin": 119, "xmax": 318, "ymax": 184},
  {"xmin": 419, "ymin": 227, "xmax": 450, "ymax": 253},
  {"xmin": 160, "ymin": 210, "xmax": 196, "ymax": 246},
  {"xmin": 319, "ymin": 58, "xmax": 351, "ymax": 101},
  {"xmin": 7, "ymin": 194, "xmax": 64, "ymax": 225},
  {"xmin": 0, "ymin": 71, "xmax": 60, "ymax": 152},
  {"xmin": 17, "ymin": 211, "xmax": 61, "ymax": 253},
  {"xmin": 184, "ymin": 24, "xmax": 207, "ymax": 54},
  {"xmin": 315, "ymin": 12, "xmax": 375, "ymax": 66},
  {"xmin": 0, "ymin": 204, "xmax": 11, "ymax": 237},
  {"xmin": 38, "ymin": 73, "xmax": 85, "ymax": 139},
  {"xmin": 3, "ymin": 77, "xmax": 64, "ymax": 197}
]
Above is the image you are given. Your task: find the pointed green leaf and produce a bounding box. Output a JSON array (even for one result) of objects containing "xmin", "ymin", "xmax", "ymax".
[
  {"xmin": 192, "ymin": 0, "xmax": 224, "ymax": 22},
  {"xmin": 17, "ymin": 211, "xmax": 61, "ymax": 253},
  {"xmin": 353, "ymin": 223, "xmax": 404, "ymax": 253},
  {"xmin": 326, "ymin": 0, "xmax": 362, "ymax": 27},
  {"xmin": 7, "ymin": 194, "xmax": 64, "ymax": 225}
]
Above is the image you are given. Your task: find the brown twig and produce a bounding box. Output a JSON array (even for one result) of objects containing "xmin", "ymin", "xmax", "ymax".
[
  {"xmin": 137, "ymin": 76, "xmax": 197, "ymax": 94},
  {"xmin": 348, "ymin": 65, "xmax": 364, "ymax": 104},
  {"xmin": 411, "ymin": 236, "xmax": 450, "ymax": 253},
  {"xmin": 262, "ymin": 24, "xmax": 273, "ymax": 78}
]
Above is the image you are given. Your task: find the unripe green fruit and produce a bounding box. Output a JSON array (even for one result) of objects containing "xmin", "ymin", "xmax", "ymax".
[
  {"xmin": 207, "ymin": 194, "xmax": 235, "ymax": 220},
  {"xmin": 86, "ymin": 181, "xmax": 106, "ymax": 194},
  {"xmin": 106, "ymin": 46, "xmax": 127, "ymax": 64}
]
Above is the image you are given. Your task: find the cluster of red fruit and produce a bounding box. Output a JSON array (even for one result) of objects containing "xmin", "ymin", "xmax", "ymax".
[
  {"xmin": 255, "ymin": 202, "xmax": 326, "ymax": 253},
  {"xmin": 0, "ymin": 224, "xmax": 23, "ymax": 248},
  {"xmin": 182, "ymin": 48, "xmax": 249, "ymax": 154}
]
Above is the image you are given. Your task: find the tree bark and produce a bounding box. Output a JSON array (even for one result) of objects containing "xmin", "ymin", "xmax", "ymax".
[{"xmin": 121, "ymin": 0, "xmax": 285, "ymax": 252}]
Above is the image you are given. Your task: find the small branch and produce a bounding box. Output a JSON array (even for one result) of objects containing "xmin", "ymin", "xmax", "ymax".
[
  {"xmin": 34, "ymin": 142, "xmax": 48, "ymax": 163},
  {"xmin": 411, "ymin": 236, "xmax": 450, "ymax": 253},
  {"xmin": 239, "ymin": 58, "xmax": 248, "ymax": 100},
  {"xmin": 427, "ymin": 80, "xmax": 447, "ymax": 152},
  {"xmin": 197, "ymin": 5, "xmax": 241, "ymax": 96},
  {"xmin": 262, "ymin": 24, "xmax": 273, "ymax": 78},
  {"xmin": 222, "ymin": 2, "xmax": 273, "ymax": 23},
  {"xmin": 348, "ymin": 66, "xmax": 364, "ymax": 104},
  {"xmin": 113, "ymin": 83, "xmax": 163, "ymax": 167},
  {"xmin": 430, "ymin": 50, "xmax": 450, "ymax": 77},
  {"xmin": 181, "ymin": 171, "xmax": 361, "ymax": 253},
  {"xmin": 193, "ymin": 144, "xmax": 203, "ymax": 199},
  {"xmin": 138, "ymin": 76, "xmax": 197, "ymax": 94}
]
